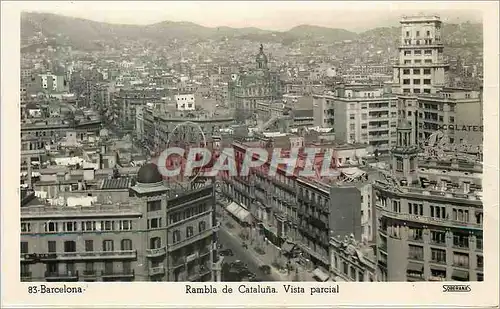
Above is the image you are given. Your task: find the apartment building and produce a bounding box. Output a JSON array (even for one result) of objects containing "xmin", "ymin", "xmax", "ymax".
[
  {"xmin": 373, "ymin": 120, "xmax": 483, "ymax": 282},
  {"xmin": 313, "ymin": 85, "xmax": 399, "ymax": 153},
  {"xmin": 393, "ymin": 15, "xmax": 449, "ymax": 95},
  {"xmin": 20, "ymin": 163, "xmax": 222, "ymax": 282},
  {"xmin": 219, "ymin": 134, "xmax": 375, "ymax": 272},
  {"xmin": 329, "ymin": 235, "xmax": 378, "ymax": 282},
  {"xmin": 416, "ymin": 87, "xmax": 483, "ymax": 146}
]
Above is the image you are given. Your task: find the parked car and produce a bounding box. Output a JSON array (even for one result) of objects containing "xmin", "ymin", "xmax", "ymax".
[
  {"xmin": 219, "ymin": 249, "xmax": 234, "ymax": 256},
  {"xmin": 258, "ymin": 265, "xmax": 272, "ymax": 275}
]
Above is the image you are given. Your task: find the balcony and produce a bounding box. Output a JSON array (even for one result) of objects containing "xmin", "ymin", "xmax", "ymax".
[
  {"xmin": 168, "ymin": 229, "xmax": 214, "ymax": 252},
  {"xmin": 81, "ymin": 270, "xmax": 98, "ymax": 278},
  {"xmin": 45, "ymin": 270, "xmax": 79, "ymax": 281},
  {"xmin": 149, "ymin": 266, "xmax": 165, "ymax": 276},
  {"xmin": 101, "ymin": 269, "xmax": 135, "ymax": 279},
  {"xmin": 146, "ymin": 247, "xmax": 167, "ymax": 258},
  {"xmin": 25, "ymin": 250, "xmax": 137, "ymax": 261},
  {"xmin": 379, "ymin": 209, "xmax": 482, "ymax": 230},
  {"xmin": 170, "ymin": 257, "xmax": 186, "ymax": 269}
]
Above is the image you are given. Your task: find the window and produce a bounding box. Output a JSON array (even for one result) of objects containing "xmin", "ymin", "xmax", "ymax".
[
  {"xmin": 173, "ymin": 230, "xmax": 181, "ymax": 243},
  {"xmin": 430, "ymin": 230, "xmax": 446, "ymax": 245},
  {"xmin": 120, "ymin": 220, "xmax": 132, "ymax": 231},
  {"xmin": 408, "ymin": 227, "xmax": 423, "ymax": 241},
  {"xmin": 198, "ymin": 221, "xmax": 206, "ymax": 232},
  {"xmin": 104, "ymin": 261, "xmax": 114, "ymax": 274},
  {"xmin": 453, "ymin": 233, "xmax": 469, "ymax": 248},
  {"xmin": 64, "ymin": 222, "xmax": 77, "ymax": 232},
  {"xmin": 186, "ymin": 226, "xmax": 194, "ymax": 237},
  {"xmin": 349, "ymin": 124, "xmax": 355, "ymax": 130},
  {"xmin": 121, "ymin": 239, "xmax": 132, "ymax": 251},
  {"xmin": 424, "ymin": 59, "xmax": 432, "ymax": 64},
  {"xmin": 350, "ymin": 266, "xmax": 356, "ymax": 280},
  {"xmin": 403, "ymin": 79, "xmax": 410, "ymax": 85},
  {"xmin": 66, "ymin": 262, "xmax": 75, "ymax": 274},
  {"xmin": 85, "ymin": 240, "xmax": 93, "ymax": 252},
  {"xmin": 408, "ymin": 245, "xmax": 424, "ymax": 260},
  {"xmin": 123, "ymin": 261, "xmax": 132, "ymax": 274},
  {"xmin": 403, "ymin": 69, "xmax": 410, "ymax": 75},
  {"xmin": 453, "ymin": 252, "xmax": 469, "ymax": 267},
  {"xmin": 404, "ymin": 60, "xmax": 411, "ymax": 64},
  {"xmin": 48, "ymin": 241, "xmax": 56, "ymax": 253},
  {"xmin": 406, "ymin": 31, "xmax": 410, "ymax": 37},
  {"xmin": 423, "ymin": 69, "xmax": 431, "ymax": 74},
  {"xmin": 103, "ymin": 240, "xmax": 114, "ymax": 252},
  {"xmin": 424, "ymin": 50, "xmax": 432, "ymax": 55},
  {"xmin": 361, "ymin": 124, "xmax": 367, "ymax": 129},
  {"xmin": 414, "ymin": 50, "xmax": 422, "ymax": 55},
  {"xmin": 416, "ymin": 31, "xmax": 420, "ymax": 37},
  {"xmin": 149, "ymin": 218, "xmax": 162, "ymax": 229},
  {"xmin": 431, "ymin": 248, "xmax": 447, "ymax": 263},
  {"xmin": 414, "ymin": 89, "xmax": 421, "ymax": 94},
  {"xmin": 424, "ymin": 89, "xmax": 431, "ymax": 94},
  {"xmin": 430, "ymin": 206, "xmax": 446, "ymax": 219},
  {"xmin": 449, "ymin": 116, "xmax": 455, "ymax": 123},
  {"xmin": 85, "ymin": 262, "xmax": 94, "ymax": 275},
  {"xmin": 64, "ymin": 241, "xmax": 76, "ymax": 252},
  {"xmin": 413, "ymin": 79, "xmax": 421, "ymax": 85},
  {"xmin": 477, "ymin": 273, "xmax": 484, "ymax": 281},
  {"xmin": 343, "ymin": 262, "xmax": 348, "ymax": 275},
  {"xmin": 83, "ymin": 221, "xmax": 96, "ymax": 231},
  {"xmin": 349, "ymin": 114, "xmax": 355, "ymax": 120},
  {"xmin": 45, "ymin": 222, "xmax": 58, "ymax": 232},
  {"xmin": 413, "ymin": 69, "xmax": 420, "ymax": 74},
  {"xmin": 101, "ymin": 220, "xmax": 113, "ymax": 231},
  {"xmin": 423, "ymin": 79, "xmax": 431, "ymax": 85},
  {"xmin": 21, "ymin": 241, "xmax": 28, "ymax": 254},
  {"xmin": 150, "ymin": 237, "xmax": 161, "ymax": 249},
  {"xmin": 147, "ymin": 200, "xmax": 162, "ymax": 212},
  {"xmin": 21, "ymin": 223, "xmax": 31, "ymax": 232},
  {"xmin": 404, "ymin": 51, "xmax": 412, "ymax": 56},
  {"xmin": 477, "ymin": 255, "xmax": 483, "ymax": 269}
]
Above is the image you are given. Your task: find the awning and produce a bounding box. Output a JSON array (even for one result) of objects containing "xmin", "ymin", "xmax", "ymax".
[
  {"xmin": 281, "ymin": 242, "xmax": 296, "ymax": 254},
  {"xmin": 312, "ymin": 268, "xmax": 330, "ymax": 282},
  {"xmin": 452, "ymin": 269, "xmax": 469, "ymax": 281},
  {"xmin": 407, "ymin": 262, "xmax": 424, "ymax": 273},
  {"xmin": 430, "ymin": 264, "xmax": 447, "ymax": 271},
  {"xmin": 225, "ymin": 202, "xmax": 252, "ymax": 224}
]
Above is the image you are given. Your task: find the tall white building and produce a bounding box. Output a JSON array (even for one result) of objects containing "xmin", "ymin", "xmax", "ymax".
[
  {"xmin": 393, "ymin": 15, "xmax": 449, "ymax": 95},
  {"xmin": 392, "ymin": 15, "xmax": 450, "ymax": 145}
]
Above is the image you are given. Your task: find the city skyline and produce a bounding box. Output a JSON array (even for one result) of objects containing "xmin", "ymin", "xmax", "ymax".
[{"xmin": 22, "ymin": 2, "xmax": 483, "ymax": 32}]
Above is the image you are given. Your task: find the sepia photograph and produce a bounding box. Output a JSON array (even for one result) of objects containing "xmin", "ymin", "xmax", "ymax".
[{"xmin": 2, "ymin": 1, "xmax": 499, "ymax": 307}]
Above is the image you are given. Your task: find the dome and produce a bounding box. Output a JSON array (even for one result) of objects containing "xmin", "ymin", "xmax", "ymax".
[{"xmin": 137, "ymin": 163, "xmax": 163, "ymax": 184}]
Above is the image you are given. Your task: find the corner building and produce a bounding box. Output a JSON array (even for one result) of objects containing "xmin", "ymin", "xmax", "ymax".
[
  {"xmin": 20, "ymin": 163, "xmax": 221, "ymax": 282},
  {"xmin": 374, "ymin": 120, "xmax": 483, "ymax": 282}
]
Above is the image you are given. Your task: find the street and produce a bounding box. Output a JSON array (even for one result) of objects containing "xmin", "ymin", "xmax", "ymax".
[{"xmin": 218, "ymin": 227, "xmax": 276, "ymax": 281}]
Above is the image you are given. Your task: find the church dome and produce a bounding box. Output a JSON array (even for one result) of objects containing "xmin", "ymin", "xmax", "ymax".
[{"xmin": 137, "ymin": 163, "xmax": 163, "ymax": 184}]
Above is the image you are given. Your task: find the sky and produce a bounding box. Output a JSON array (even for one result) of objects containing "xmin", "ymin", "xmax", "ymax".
[{"xmin": 19, "ymin": 1, "xmax": 483, "ymax": 32}]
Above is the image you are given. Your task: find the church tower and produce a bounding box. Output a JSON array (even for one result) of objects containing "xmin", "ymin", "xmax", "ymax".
[
  {"xmin": 391, "ymin": 118, "xmax": 419, "ymax": 185},
  {"xmin": 256, "ymin": 44, "xmax": 268, "ymax": 70}
]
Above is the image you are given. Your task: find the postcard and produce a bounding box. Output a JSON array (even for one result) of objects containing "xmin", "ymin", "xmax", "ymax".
[{"xmin": 1, "ymin": 1, "xmax": 498, "ymax": 308}]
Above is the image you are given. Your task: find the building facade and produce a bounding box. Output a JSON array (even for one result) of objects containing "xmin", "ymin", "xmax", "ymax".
[
  {"xmin": 374, "ymin": 120, "xmax": 483, "ymax": 282},
  {"xmin": 313, "ymin": 85, "xmax": 399, "ymax": 153},
  {"xmin": 20, "ymin": 163, "xmax": 222, "ymax": 282}
]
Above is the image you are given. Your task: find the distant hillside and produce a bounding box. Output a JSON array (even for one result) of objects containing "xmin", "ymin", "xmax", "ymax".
[{"xmin": 21, "ymin": 12, "xmax": 483, "ymax": 51}]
